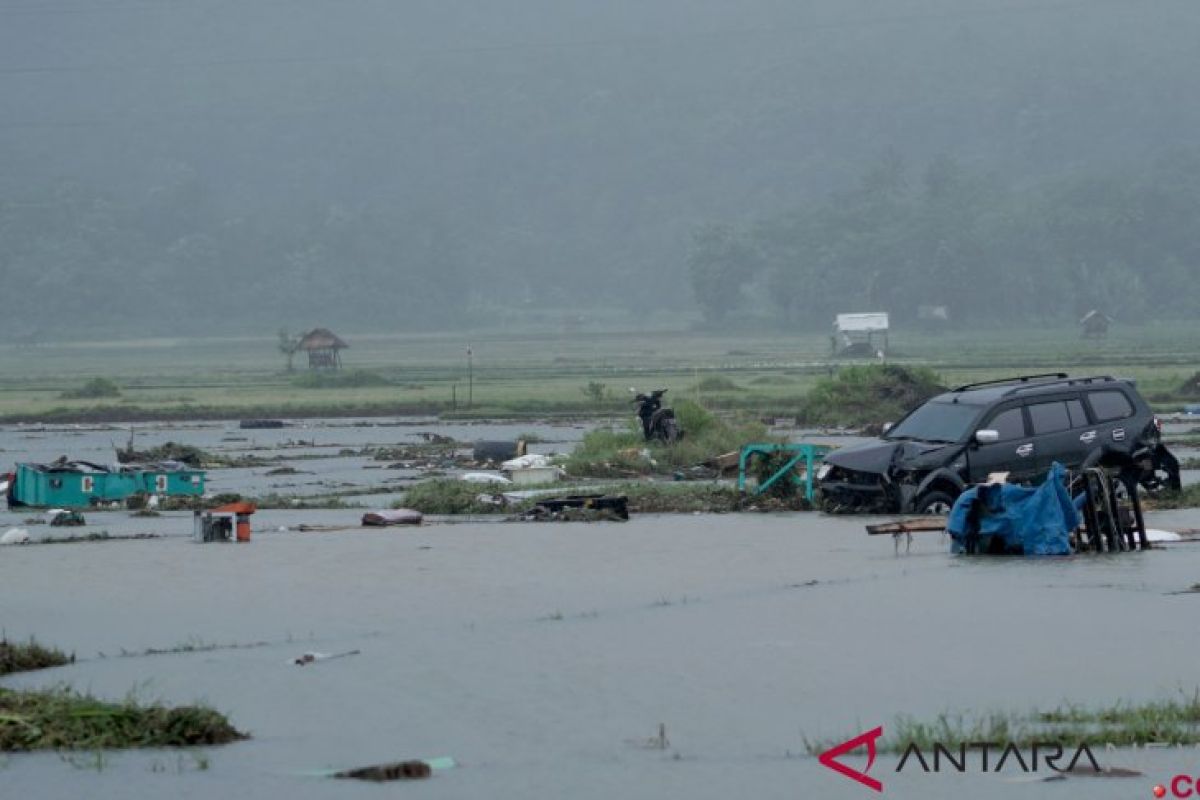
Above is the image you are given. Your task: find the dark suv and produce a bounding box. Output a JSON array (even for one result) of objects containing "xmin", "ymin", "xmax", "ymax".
[{"xmin": 816, "ymin": 373, "xmax": 1180, "ymax": 514}]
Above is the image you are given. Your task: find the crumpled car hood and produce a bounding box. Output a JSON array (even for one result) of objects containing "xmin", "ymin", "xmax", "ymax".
[{"xmin": 824, "ymin": 439, "xmax": 957, "ymax": 475}]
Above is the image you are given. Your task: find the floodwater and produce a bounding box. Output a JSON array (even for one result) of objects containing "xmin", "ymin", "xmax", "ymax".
[{"xmin": 3, "ymin": 422, "xmax": 1200, "ymax": 799}]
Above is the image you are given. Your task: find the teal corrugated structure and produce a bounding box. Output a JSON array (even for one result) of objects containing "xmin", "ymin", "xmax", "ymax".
[{"xmin": 10, "ymin": 462, "xmax": 205, "ymax": 508}]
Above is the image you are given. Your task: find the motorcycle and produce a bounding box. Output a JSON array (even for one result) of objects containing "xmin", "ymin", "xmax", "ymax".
[{"xmin": 631, "ymin": 388, "xmax": 683, "ymax": 443}]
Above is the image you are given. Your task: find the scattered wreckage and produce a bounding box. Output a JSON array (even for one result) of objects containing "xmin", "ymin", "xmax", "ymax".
[{"xmin": 866, "ymin": 463, "xmax": 1178, "ymax": 556}]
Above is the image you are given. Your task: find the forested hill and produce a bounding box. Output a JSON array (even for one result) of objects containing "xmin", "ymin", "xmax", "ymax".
[{"xmin": 1, "ymin": 0, "xmax": 1197, "ymax": 338}]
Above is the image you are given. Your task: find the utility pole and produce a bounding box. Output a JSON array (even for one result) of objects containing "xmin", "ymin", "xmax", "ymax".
[{"xmin": 467, "ymin": 344, "xmax": 473, "ymax": 409}]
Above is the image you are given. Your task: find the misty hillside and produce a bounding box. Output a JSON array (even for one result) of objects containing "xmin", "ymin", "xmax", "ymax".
[{"xmin": 1, "ymin": 0, "xmax": 1197, "ymax": 338}]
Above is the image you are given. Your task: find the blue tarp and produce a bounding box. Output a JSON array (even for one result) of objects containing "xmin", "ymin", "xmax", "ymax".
[{"xmin": 947, "ymin": 463, "xmax": 1080, "ymax": 556}]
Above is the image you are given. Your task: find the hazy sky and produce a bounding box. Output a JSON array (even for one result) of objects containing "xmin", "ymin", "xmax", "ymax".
[{"xmin": 1, "ymin": 0, "xmax": 1196, "ymax": 335}]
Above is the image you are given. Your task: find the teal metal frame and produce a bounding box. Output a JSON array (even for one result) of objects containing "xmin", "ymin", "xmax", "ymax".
[{"xmin": 737, "ymin": 443, "xmax": 830, "ymax": 501}]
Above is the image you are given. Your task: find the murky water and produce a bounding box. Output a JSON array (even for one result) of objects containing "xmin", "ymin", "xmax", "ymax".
[{"xmin": 4, "ymin": 422, "xmax": 1200, "ymax": 798}]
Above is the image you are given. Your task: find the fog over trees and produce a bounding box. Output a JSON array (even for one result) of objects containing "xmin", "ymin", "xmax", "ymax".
[{"xmin": 1, "ymin": 0, "xmax": 1197, "ymax": 337}]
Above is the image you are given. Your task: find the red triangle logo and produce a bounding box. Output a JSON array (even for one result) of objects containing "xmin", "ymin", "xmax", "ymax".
[{"xmin": 818, "ymin": 726, "xmax": 884, "ymax": 793}]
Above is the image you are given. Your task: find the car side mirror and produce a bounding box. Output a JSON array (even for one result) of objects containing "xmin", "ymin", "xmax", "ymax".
[
  {"xmin": 975, "ymin": 429, "xmax": 999, "ymax": 444},
  {"xmin": 881, "ymin": 422, "xmax": 893, "ymax": 434}
]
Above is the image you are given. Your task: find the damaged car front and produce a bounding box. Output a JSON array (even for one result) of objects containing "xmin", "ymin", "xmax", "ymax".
[{"xmin": 816, "ymin": 399, "xmax": 984, "ymax": 514}]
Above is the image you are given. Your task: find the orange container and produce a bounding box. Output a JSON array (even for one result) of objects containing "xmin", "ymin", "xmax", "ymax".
[{"xmin": 236, "ymin": 514, "xmax": 251, "ymax": 542}]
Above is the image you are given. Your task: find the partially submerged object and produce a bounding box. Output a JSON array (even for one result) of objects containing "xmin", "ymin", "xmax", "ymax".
[
  {"xmin": 460, "ymin": 472, "xmax": 511, "ymax": 485},
  {"xmin": 1, "ymin": 528, "xmax": 30, "ymax": 545},
  {"xmin": 193, "ymin": 503, "xmax": 256, "ymax": 543},
  {"xmin": 361, "ymin": 509, "xmax": 423, "ymax": 526},
  {"xmin": 473, "ymin": 440, "xmax": 526, "ymax": 464},
  {"xmin": 947, "ymin": 463, "xmax": 1081, "ymax": 555},
  {"xmin": 523, "ymin": 493, "xmax": 630, "ymax": 521},
  {"xmin": 503, "ymin": 454, "xmax": 562, "ymax": 486},
  {"xmin": 304, "ymin": 756, "xmax": 455, "ymax": 781},
  {"xmin": 48, "ymin": 510, "xmax": 85, "ymax": 527},
  {"xmin": 7, "ymin": 461, "xmax": 204, "ymax": 509},
  {"xmin": 335, "ymin": 761, "xmax": 431, "ymax": 781},
  {"xmin": 869, "ymin": 464, "xmax": 1155, "ymax": 556},
  {"xmin": 737, "ymin": 443, "xmax": 830, "ymax": 501},
  {"xmin": 292, "ymin": 649, "xmax": 360, "ymax": 666}
]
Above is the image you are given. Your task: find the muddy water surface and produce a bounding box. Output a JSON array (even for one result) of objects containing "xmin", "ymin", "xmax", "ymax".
[{"xmin": 3, "ymin": 423, "xmax": 1200, "ymax": 799}]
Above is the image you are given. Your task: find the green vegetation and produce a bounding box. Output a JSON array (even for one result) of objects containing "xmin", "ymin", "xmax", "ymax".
[
  {"xmin": 563, "ymin": 401, "xmax": 768, "ymax": 478},
  {"xmin": 693, "ymin": 375, "xmax": 743, "ymax": 393},
  {"xmin": 291, "ymin": 370, "xmax": 392, "ymax": 389},
  {"xmin": 2, "ymin": 323, "xmax": 1200, "ymax": 425},
  {"xmin": 618, "ymin": 483, "xmax": 743, "ymax": 513},
  {"xmin": 690, "ymin": 153, "xmax": 1200, "ymax": 327},
  {"xmin": 799, "ymin": 365, "xmax": 945, "ymax": 427},
  {"xmin": 0, "ymin": 688, "xmax": 247, "ymax": 751},
  {"xmin": 1145, "ymin": 485, "xmax": 1200, "ymax": 510},
  {"xmin": 1180, "ymin": 372, "xmax": 1200, "ymax": 397},
  {"xmin": 399, "ymin": 480, "xmax": 504, "ymax": 515},
  {"xmin": 580, "ymin": 381, "xmax": 610, "ymax": 403},
  {"xmin": 807, "ymin": 692, "xmax": 1200, "ymax": 755},
  {"xmin": 60, "ymin": 378, "xmax": 121, "ymax": 400},
  {"xmin": 0, "ymin": 638, "xmax": 73, "ymax": 676}
]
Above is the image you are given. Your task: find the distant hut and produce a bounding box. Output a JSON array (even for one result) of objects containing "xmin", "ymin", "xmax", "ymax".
[
  {"xmin": 1079, "ymin": 310, "xmax": 1111, "ymax": 339},
  {"xmin": 297, "ymin": 328, "xmax": 348, "ymax": 370}
]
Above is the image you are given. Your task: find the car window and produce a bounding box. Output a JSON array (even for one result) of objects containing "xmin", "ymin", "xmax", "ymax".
[
  {"xmin": 1029, "ymin": 401, "xmax": 1071, "ymax": 434},
  {"xmin": 884, "ymin": 401, "xmax": 981, "ymax": 443},
  {"xmin": 1066, "ymin": 399, "xmax": 1088, "ymax": 428},
  {"xmin": 1088, "ymin": 390, "xmax": 1134, "ymax": 422},
  {"xmin": 985, "ymin": 407, "xmax": 1026, "ymax": 441}
]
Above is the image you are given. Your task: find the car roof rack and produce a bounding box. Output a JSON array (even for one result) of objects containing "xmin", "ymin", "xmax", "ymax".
[
  {"xmin": 952, "ymin": 373, "xmax": 1068, "ymax": 392},
  {"xmin": 1003, "ymin": 375, "xmax": 1117, "ymax": 397}
]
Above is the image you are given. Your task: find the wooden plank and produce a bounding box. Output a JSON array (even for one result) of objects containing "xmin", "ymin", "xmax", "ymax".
[{"xmin": 865, "ymin": 517, "xmax": 947, "ymax": 535}]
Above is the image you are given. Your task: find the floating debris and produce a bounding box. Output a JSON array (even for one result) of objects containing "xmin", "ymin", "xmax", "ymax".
[
  {"xmin": 291, "ymin": 649, "xmax": 361, "ymax": 666},
  {"xmin": 334, "ymin": 760, "xmax": 432, "ymax": 781}
]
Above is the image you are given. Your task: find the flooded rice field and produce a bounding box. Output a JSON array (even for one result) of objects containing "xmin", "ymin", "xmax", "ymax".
[{"xmin": 3, "ymin": 419, "xmax": 1200, "ymax": 799}]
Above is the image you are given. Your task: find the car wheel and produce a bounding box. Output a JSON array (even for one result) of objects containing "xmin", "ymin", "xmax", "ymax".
[{"xmin": 916, "ymin": 491, "xmax": 957, "ymax": 515}]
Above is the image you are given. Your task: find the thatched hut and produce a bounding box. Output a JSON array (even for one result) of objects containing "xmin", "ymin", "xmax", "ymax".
[{"xmin": 297, "ymin": 328, "xmax": 348, "ymax": 370}]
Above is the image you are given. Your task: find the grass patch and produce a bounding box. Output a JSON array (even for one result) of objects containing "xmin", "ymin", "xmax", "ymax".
[
  {"xmin": 0, "ymin": 638, "xmax": 73, "ymax": 676},
  {"xmin": 748, "ymin": 374, "xmax": 797, "ymax": 386},
  {"xmin": 690, "ymin": 375, "xmax": 743, "ymax": 392},
  {"xmin": 290, "ymin": 370, "xmax": 392, "ymax": 389},
  {"xmin": 60, "ymin": 377, "xmax": 121, "ymax": 400},
  {"xmin": 398, "ymin": 479, "xmax": 504, "ymax": 514},
  {"xmin": 0, "ymin": 687, "xmax": 247, "ymax": 751},
  {"xmin": 563, "ymin": 401, "xmax": 768, "ymax": 478},
  {"xmin": 159, "ymin": 492, "xmax": 358, "ymax": 511},
  {"xmin": 806, "ymin": 691, "xmax": 1200, "ymax": 755},
  {"xmin": 799, "ymin": 364, "xmax": 945, "ymax": 427},
  {"xmin": 616, "ymin": 482, "xmax": 743, "ymax": 513},
  {"xmin": 1145, "ymin": 485, "xmax": 1200, "ymax": 510}
]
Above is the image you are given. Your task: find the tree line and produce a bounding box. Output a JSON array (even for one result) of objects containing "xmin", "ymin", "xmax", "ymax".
[{"xmin": 688, "ymin": 151, "xmax": 1200, "ymax": 329}]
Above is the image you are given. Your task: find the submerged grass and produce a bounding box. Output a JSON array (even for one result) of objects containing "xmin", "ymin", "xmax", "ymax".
[
  {"xmin": 806, "ymin": 691, "xmax": 1200, "ymax": 755},
  {"xmin": 0, "ymin": 638, "xmax": 73, "ymax": 676},
  {"xmin": 0, "ymin": 687, "xmax": 247, "ymax": 751},
  {"xmin": 563, "ymin": 401, "xmax": 769, "ymax": 478}
]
